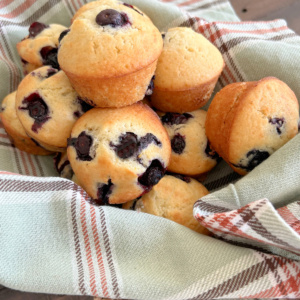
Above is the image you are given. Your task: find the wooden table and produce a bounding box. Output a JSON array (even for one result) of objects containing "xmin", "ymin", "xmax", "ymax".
[
  {"xmin": 1, "ymin": 1, "xmax": 298, "ymax": 300},
  {"xmin": 230, "ymin": 0, "xmax": 300, "ymax": 34}
]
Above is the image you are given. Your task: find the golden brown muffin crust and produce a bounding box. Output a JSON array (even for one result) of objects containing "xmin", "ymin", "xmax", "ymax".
[
  {"xmin": 68, "ymin": 103, "xmax": 171, "ymax": 204},
  {"xmin": 15, "ymin": 67, "xmax": 84, "ymax": 151},
  {"xmin": 1, "ymin": 91, "xmax": 52, "ymax": 155},
  {"xmin": 17, "ymin": 24, "xmax": 67, "ymax": 66},
  {"xmin": 123, "ymin": 175, "xmax": 210, "ymax": 234},
  {"xmin": 206, "ymin": 77, "xmax": 299, "ymax": 175},
  {"xmin": 59, "ymin": 0, "xmax": 162, "ymax": 78}
]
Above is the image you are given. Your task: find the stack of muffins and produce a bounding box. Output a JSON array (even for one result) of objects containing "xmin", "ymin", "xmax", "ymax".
[{"xmin": 1, "ymin": 0, "xmax": 299, "ymax": 235}]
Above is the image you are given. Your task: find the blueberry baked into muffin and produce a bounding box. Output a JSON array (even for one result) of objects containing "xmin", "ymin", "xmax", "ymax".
[
  {"xmin": 123, "ymin": 174, "xmax": 210, "ymax": 234},
  {"xmin": 67, "ymin": 102, "xmax": 171, "ymax": 204},
  {"xmin": 15, "ymin": 66, "xmax": 92, "ymax": 152},
  {"xmin": 53, "ymin": 152, "xmax": 84, "ymax": 188},
  {"xmin": 17, "ymin": 22, "xmax": 67, "ymax": 74},
  {"xmin": 54, "ymin": 151, "xmax": 74, "ymax": 179},
  {"xmin": 0, "ymin": 91, "xmax": 52, "ymax": 155},
  {"xmin": 205, "ymin": 77, "xmax": 299, "ymax": 175},
  {"xmin": 158, "ymin": 110, "xmax": 219, "ymax": 175},
  {"xmin": 151, "ymin": 27, "xmax": 224, "ymax": 113},
  {"xmin": 58, "ymin": 0, "xmax": 163, "ymax": 108}
]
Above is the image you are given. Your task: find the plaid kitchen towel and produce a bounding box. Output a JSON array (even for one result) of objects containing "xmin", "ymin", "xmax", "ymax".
[{"xmin": 0, "ymin": 0, "xmax": 299, "ymax": 299}]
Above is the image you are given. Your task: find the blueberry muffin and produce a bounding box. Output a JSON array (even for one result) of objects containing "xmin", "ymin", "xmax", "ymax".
[
  {"xmin": 21, "ymin": 60, "xmax": 40, "ymax": 76},
  {"xmin": 0, "ymin": 91, "xmax": 52, "ymax": 155},
  {"xmin": 53, "ymin": 152, "xmax": 83, "ymax": 188},
  {"xmin": 67, "ymin": 103, "xmax": 171, "ymax": 205},
  {"xmin": 123, "ymin": 174, "xmax": 210, "ymax": 235},
  {"xmin": 205, "ymin": 77, "xmax": 299, "ymax": 175},
  {"xmin": 158, "ymin": 110, "xmax": 219, "ymax": 175},
  {"xmin": 151, "ymin": 27, "xmax": 224, "ymax": 113},
  {"xmin": 15, "ymin": 66, "xmax": 92, "ymax": 152},
  {"xmin": 58, "ymin": 0, "xmax": 163, "ymax": 108},
  {"xmin": 17, "ymin": 22, "xmax": 68, "ymax": 73},
  {"xmin": 54, "ymin": 151, "xmax": 74, "ymax": 179}
]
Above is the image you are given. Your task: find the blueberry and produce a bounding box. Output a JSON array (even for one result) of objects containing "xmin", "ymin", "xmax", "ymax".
[
  {"xmin": 161, "ymin": 112, "xmax": 193, "ymax": 126},
  {"xmin": 40, "ymin": 46, "xmax": 59, "ymax": 69},
  {"xmin": 138, "ymin": 159, "xmax": 165, "ymax": 188},
  {"xmin": 58, "ymin": 29, "xmax": 70, "ymax": 43},
  {"xmin": 123, "ymin": 3, "xmax": 143, "ymax": 15},
  {"xmin": 53, "ymin": 152, "xmax": 71, "ymax": 176},
  {"xmin": 74, "ymin": 97, "xmax": 93, "ymax": 119},
  {"xmin": 171, "ymin": 134, "xmax": 185, "ymax": 154},
  {"xmin": 138, "ymin": 133, "xmax": 161, "ymax": 151},
  {"xmin": 31, "ymin": 67, "xmax": 57, "ymax": 79},
  {"xmin": 95, "ymin": 9, "xmax": 129, "ymax": 27},
  {"xmin": 233, "ymin": 149, "xmax": 270, "ymax": 172},
  {"xmin": 111, "ymin": 132, "xmax": 161, "ymax": 159},
  {"xmin": 73, "ymin": 111, "xmax": 81, "ymax": 118},
  {"xmin": 166, "ymin": 171, "xmax": 191, "ymax": 183},
  {"xmin": 68, "ymin": 131, "xmax": 93, "ymax": 161},
  {"xmin": 269, "ymin": 117, "xmax": 285, "ymax": 134},
  {"xmin": 111, "ymin": 132, "xmax": 138, "ymax": 159},
  {"xmin": 77, "ymin": 97, "xmax": 93, "ymax": 113},
  {"xmin": 18, "ymin": 93, "xmax": 50, "ymax": 132},
  {"xmin": 95, "ymin": 179, "xmax": 114, "ymax": 205},
  {"xmin": 145, "ymin": 76, "xmax": 155, "ymax": 96},
  {"xmin": 45, "ymin": 68, "xmax": 57, "ymax": 78},
  {"xmin": 28, "ymin": 22, "xmax": 49, "ymax": 38},
  {"xmin": 27, "ymin": 98, "xmax": 47, "ymax": 121},
  {"xmin": 205, "ymin": 141, "xmax": 219, "ymax": 160}
]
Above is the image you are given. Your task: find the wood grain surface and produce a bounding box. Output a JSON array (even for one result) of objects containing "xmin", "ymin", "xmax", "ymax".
[
  {"xmin": 230, "ymin": 0, "xmax": 300, "ymax": 34},
  {"xmin": 0, "ymin": 285, "xmax": 92, "ymax": 300}
]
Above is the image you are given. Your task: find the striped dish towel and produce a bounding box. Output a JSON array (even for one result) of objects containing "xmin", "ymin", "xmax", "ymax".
[{"xmin": 0, "ymin": 0, "xmax": 299, "ymax": 300}]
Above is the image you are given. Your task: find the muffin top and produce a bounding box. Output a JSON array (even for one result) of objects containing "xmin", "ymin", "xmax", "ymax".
[
  {"xmin": 1, "ymin": 91, "xmax": 27, "ymax": 136},
  {"xmin": 67, "ymin": 102, "xmax": 171, "ymax": 204},
  {"xmin": 17, "ymin": 22, "xmax": 67, "ymax": 67},
  {"xmin": 15, "ymin": 66, "xmax": 90, "ymax": 149},
  {"xmin": 155, "ymin": 27, "xmax": 224, "ymax": 90},
  {"xmin": 58, "ymin": 0, "xmax": 163, "ymax": 78},
  {"xmin": 123, "ymin": 174, "xmax": 210, "ymax": 234},
  {"xmin": 206, "ymin": 77, "xmax": 299, "ymax": 174},
  {"xmin": 158, "ymin": 110, "xmax": 219, "ymax": 175}
]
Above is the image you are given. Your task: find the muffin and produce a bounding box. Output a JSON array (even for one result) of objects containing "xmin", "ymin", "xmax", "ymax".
[
  {"xmin": 0, "ymin": 91, "xmax": 52, "ymax": 155},
  {"xmin": 54, "ymin": 151, "xmax": 74, "ymax": 179},
  {"xmin": 205, "ymin": 77, "xmax": 299, "ymax": 175},
  {"xmin": 123, "ymin": 174, "xmax": 210, "ymax": 234},
  {"xmin": 58, "ymin": 0, "xmax": 163, "ymax": 108},
  {"xmin": 159, "ymin": 110, "xmax": 219, "ymax": 175},
  {"xmin": 151, "ymin": 27, "xmax": 224, "ymax": 113},
  {"xmin": 21, "ymin": 60, "xmax": 40, "ymax": 76},
  {"xmin": 53, "ymin": 152, "xmax": 83, "ymax": 188},
  {"xmin": 17, "ymin": 22, "xmax": 68, "ymax": 73},
  {"xmin": 15, "ymin": 66, "xmax": 92, "ymax": 152},
  {"xmin": 67, "ymin": 103, "xmax": 171, "ymax": 204}
]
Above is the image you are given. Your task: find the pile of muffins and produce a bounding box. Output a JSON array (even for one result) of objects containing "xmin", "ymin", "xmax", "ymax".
[{"xmin": 1, "ymin": 0, "xmax": 299, "ymax": 235}]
